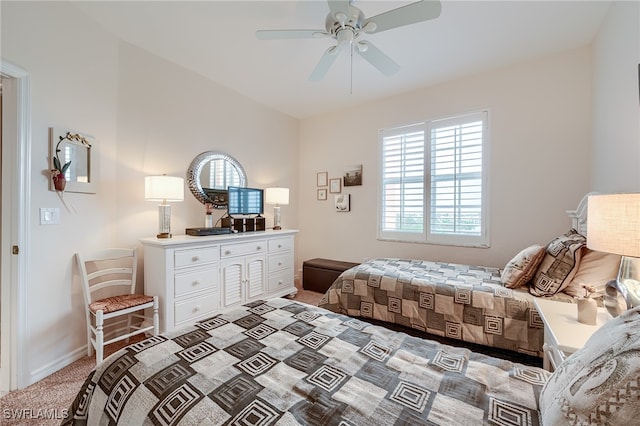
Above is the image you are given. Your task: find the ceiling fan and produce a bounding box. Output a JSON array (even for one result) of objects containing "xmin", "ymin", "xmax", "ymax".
[{"xmin": 256, "ymin": 0, "xmax": 442, "ymax": 82}]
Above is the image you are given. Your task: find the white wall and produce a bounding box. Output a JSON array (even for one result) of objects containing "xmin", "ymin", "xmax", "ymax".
[
  {"xmin": 591, "ymin": 1, "xmax": 640, "ymax": 192},
  {"xmin": 1, "ymin": 2, "xmax": 298, "ymax": 386},
  {"xmin": 298, "ymin": 47, "xmax": 593, "ymax": 270}
]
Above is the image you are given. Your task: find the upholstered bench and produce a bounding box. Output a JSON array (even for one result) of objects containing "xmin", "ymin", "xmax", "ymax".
[{"xmin": 302, "ymin": 258, "xmax": 359, "ymax": 293}]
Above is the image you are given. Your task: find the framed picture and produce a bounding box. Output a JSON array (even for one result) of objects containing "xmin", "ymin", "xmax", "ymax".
[
  {"xmin": 317, "ymin": 188, "xmax": 327, "ymax": 200},
  {"xmin": 343, "ymin": 164, "xmax": 362, "ymax": 187},
  {"xmin": 335, "ymin": 194, "xmax": 350, "ymax": 212},
  {"xmin": 329, "ymin": 178, "xmax": 342, "ymax": 193},
  {"xmin": 317, "ymin": 171, "xmax": 328, "ymax": 187}
]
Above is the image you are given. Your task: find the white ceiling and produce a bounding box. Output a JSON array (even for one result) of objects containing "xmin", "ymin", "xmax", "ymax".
[{"xmin": 73, "ymin": 1, "xmax": 611, "ymax": 119}]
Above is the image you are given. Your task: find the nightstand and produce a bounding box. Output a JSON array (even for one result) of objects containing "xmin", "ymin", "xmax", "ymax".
[{"xmin": 534, "ymin": 298, "xmax": 611, "ymax": 371}]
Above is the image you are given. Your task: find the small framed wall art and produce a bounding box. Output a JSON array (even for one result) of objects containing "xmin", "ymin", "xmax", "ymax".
[
  {"xmin": 335, "ymin": 194, "xmax": 350, "ymax": 212},
  {"xmin": 317, "ymin": 188, "xmax": 327, "ymax": 200},
  {"xmin": 329, "ymin": 178, "xmax": 342, "ymax": 193},
  {"xmin": 344, "ymin": 164, "xmax": 362, "ymax": 186},
  {"xmin": 317, "ymin": 171, "xmax": 328, "ymax": 187}
]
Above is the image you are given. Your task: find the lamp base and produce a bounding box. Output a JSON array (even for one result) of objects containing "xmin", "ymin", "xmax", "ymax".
[
  {"xmin": 157, "ymin": 232, "xmax": 171, "ymax": 239},
  {"xmin": 273, "ymin": 205, "xmax": 282, "ymax": 230}
]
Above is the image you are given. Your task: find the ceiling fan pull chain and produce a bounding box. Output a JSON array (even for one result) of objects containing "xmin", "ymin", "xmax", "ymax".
[{"xmin": 350, "ymin": 44, "xmax": 353, "ymax": 95}]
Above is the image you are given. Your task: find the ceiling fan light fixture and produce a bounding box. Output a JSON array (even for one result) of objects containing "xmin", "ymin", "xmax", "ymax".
[
  {"xmin": 336, "ymin": 28, "xmax": 354, "ymax": 46},
  {"xmin": 356, "ymin": 41, "xmax": 368, "ymax": 53},
  {"xmin": 362, "ymin": 21, "xmax": 377, "ymax": 33}
]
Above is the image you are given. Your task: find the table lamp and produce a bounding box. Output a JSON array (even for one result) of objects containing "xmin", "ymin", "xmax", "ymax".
[
  {"xmin": 266, "ymin": 187, "xmax": 289, "ymax": 230},
  {"xmin": 145, "ymin": 175, "xmax": 184, "ymax": 238},
  {"xmin": 587, "ymin": 193, "xmax": 640, "ymax": 316}
]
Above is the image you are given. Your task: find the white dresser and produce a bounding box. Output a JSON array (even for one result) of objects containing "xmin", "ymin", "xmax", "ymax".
[{"xmin": 140, "ymin": 229, "xmax": 298, "ymax": 332}]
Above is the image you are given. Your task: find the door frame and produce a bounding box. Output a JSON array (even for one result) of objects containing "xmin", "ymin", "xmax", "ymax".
[{"xmin": 1, "ymin": 60, "xmax": 30, "ymax": 391}]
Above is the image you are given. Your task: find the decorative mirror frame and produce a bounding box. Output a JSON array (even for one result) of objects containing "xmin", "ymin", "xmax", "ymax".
[
  {"xmin": 49, "ymin": 127, "xmax": 98, "ymax": 194},
  {"xmin": 186, "ymin": 151, "xmax": 247, "ymax": 205}
]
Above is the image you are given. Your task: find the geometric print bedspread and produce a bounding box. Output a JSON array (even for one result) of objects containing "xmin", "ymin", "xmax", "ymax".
[
  {"xmin": 63, "ymin": 298, "xmax": 550, "ymax": 425},
  {"xmin": 319, "ymin": 258, "xmax": 546, "ymax": 358}
]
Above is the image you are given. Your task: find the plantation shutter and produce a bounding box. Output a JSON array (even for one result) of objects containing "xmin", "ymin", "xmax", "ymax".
[
  {"xmin": 379, "ymin": 123, "xmax": 426, "ymax": 241},
  {"xmin": 378, "ymin": 111, "xmax": 488, "ymax": 247},
  {"xmin": 427, "ymin": 111, "xmax": 488, "ymax": 246}
]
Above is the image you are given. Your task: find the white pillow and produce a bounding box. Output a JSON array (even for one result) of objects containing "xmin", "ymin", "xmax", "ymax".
[{"xmin": 562, "ymin": 248, "xmax": 621, "ymax": 298}]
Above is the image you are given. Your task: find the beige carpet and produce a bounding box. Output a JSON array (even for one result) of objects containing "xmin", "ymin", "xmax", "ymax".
[{"xmin": 0, "ymin": 290, "xmax": 324, "ymax": 425}]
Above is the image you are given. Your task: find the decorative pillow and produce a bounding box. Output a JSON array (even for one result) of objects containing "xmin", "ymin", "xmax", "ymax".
[
  {"xmin": 539, "ymin": 306, "xmax": 640, "ymax": 424},
  {"xmin": 562, "ymin": 248, "xmax": 621, "ymax": 298},
  {"xmin": 530, "ymin": 229, "xmax": 586, "ymax": 297},
  {"xmin": 501, "ymin": 244, "xmax": 546, "ymax": 288}
]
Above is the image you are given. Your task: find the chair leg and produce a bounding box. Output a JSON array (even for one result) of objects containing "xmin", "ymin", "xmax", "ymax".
[
  {"xmin": 87, "ymin": 315, "xmax": 93, "ymax": 357},
  {"xmin": 96, "ymin": 310, "xmax": 104, "ymax": 364},
  {"xmin": 153, "ymin": 296, "xmax": 159, "ymax": 335}
]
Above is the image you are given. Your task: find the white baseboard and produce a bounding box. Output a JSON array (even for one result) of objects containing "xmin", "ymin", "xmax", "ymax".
[{"xmin": 28, "ymin": 346, "xmax": 87, "ymax": 386}]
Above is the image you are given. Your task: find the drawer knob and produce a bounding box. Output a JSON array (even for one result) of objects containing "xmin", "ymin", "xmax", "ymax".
[
  {"xmin": 278, "ymin": 261, "xmax": 282, "ymax": 266},
  {"xmin": 225, "ymin": 250, "xmax": 231, "ymax": 255},
  {"xmin": 278, "ymin": 244, "xmax": 282, "ymax": 248},
  {"xmin": 192, "ymin": 306, "xmax": 200, "ymax": 313},
  {"xmin": 256, "ymin": 246, "xmax": 262, "ymax": 250},
  {"xmin": 192, "ymin": 280, "xmax": 200, "ymax": 286},
  {"xmin": 192, "ymin": 256, "xmax": 200, "ymax": 262}
]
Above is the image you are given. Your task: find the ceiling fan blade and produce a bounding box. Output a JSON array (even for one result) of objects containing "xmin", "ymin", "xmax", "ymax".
[
  {"xmin": 256, "ymin": 29, "xmax": 328, "ymax": 40},
  {"xmin": 327, "ymin": 0, "xmax": 352, "ymax": 22},
  {"xmin": 355, "ymin": 41, "xmax": 400, "ymax": 76},
  {"xmin": 363, "ymin": 0, "xmax": 442, "ymax": 34},
  {"xmin": 309, "ymin": 46, "xmax": 340, "ymax": 81}
]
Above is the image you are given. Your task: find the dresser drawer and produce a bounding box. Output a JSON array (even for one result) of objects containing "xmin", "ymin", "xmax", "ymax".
[
  {"xmin": 175, "ymin": 267, "xmax": 217, "ymax": 297},
  {"xmin": 268, "ymin": 271, "xmax": 294, "ymax": 292},
  {"xmin": 268, "ymin": 252, "xmax": 292, "ymax": 273},
  {"xmin": 175, "ymin": 247, "xmax": 219, "ymax": 268},
  {"xmin": 174, "ymin": 291, "xmax": 219, "ymax": 324},
  {"xmin": 268, "ymin": 236, "xmax": 293, "ymax": 253},
  {"xmin": 220, "ymin": 240, "xmax": 266, "ymax": 258}
]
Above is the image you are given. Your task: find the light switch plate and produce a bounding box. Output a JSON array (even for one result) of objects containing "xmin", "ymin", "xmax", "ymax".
[{"xmin": 40, "ymin": 207, "xmax": 60, "ymax": 225}]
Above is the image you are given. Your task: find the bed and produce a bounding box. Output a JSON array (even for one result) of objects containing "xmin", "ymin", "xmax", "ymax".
[
  {"xmin": 64, "ymin": 298, "xmax": 640, "ymax": 425},
  {"xmin": 64, "ymin": 298, "xmax": 552, "ymax": 425},
  {"xmin": 318, "ymin": 194, "xmax": 621, "ymax": 358}
]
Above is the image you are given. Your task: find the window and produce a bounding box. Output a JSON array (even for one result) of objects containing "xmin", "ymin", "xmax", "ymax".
[{"xmin": 379, "ymin": 111, "xmax": 489, "ymax": 247}]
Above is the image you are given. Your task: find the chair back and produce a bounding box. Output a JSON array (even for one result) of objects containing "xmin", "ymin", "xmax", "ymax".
[{"xmin": 76, "ymin": 248, "xmax": 138, "ymax": 308}]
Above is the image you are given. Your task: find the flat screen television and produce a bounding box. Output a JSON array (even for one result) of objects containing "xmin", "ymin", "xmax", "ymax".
[{"xmin": 227, "ymin": 186, "xmax": 264, "ymax": 216}]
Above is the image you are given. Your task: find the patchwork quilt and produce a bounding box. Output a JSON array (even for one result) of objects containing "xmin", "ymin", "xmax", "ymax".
[
  {"xmin": 318, "ymin": 258, "xmax": 563, "ymax": 357},
  {"xmin": 64, "ymin": 298, "xmax": 550, "ymax": 425}
]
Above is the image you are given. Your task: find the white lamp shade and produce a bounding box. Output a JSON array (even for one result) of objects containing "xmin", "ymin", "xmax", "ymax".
[
  {"xmin": 266, "ymin": 187, "xmax": 289, "ymax": 206},
  {"xmin": 587, "ymin": 193, "xmax": 640, "ymax": 257},
  {"xmin": 145, "ymin": 175, "xmax": 184, "ymax": 202}
]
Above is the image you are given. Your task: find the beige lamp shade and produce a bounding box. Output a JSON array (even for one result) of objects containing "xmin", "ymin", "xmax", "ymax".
[
  {"xmin": 266, "ymin": 187, "xmax": 289, "ymax": 206},
  {"xmin": 587, "ymin": 193, "xmax": 640, "ymax": 257},
  {"xmin": 145, "ymin": 175, "xmax": 184, "ymax": 202}
]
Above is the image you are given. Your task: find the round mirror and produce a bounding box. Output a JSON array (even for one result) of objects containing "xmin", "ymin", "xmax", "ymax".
[{"xmin": 186, "ymin": 151, "xmax": 246, "ymax": 205}]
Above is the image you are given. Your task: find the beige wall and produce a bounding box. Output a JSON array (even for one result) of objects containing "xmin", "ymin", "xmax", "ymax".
[
  {"xmin": 298, "ymin": 47, "xmax": 593, "ymax": 270},
  {"xmin": 2, "ymin": 1, "xmax": 120, "ymax": 383},
  {"xmin": 1, "ymin": 1, "xmax": 298, "ymax": 386},
  {"xmin": 591, "ymin": 1, "xmax": 640, "ymax": 192}
]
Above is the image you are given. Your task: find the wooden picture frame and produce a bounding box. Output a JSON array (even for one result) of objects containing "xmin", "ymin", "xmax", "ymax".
[
  {"xmin": 329, "ymin": 178, "xmax": 342, "ymax": 193},
  {"xmin": 317, "ymin": 171, "xmax": 328, "ymax": 187},
  {"xmin": 317, "ymin": 188, "xmax": 327, "ymax": 200}
]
